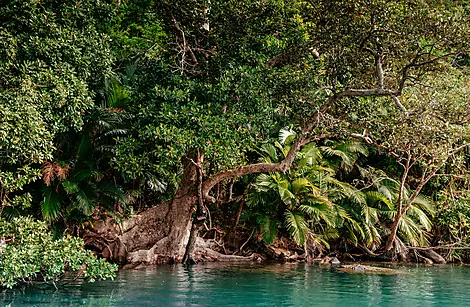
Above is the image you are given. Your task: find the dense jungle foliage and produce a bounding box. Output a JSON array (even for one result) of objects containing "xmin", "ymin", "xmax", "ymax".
[{"xmin": 1, "ymin": 0, "xmax": 470, "ymax": 287}]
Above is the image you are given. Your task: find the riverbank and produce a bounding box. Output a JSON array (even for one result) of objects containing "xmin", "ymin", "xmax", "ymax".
[{"xmin": 119, "ymin": 234, "xmax": 457, "ymax": 270}]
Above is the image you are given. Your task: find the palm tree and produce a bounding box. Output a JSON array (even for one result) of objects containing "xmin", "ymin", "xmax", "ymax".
[
  {"xmin": 341, "ymin": 168, "xmax": 435, "ymax": 253},
  {"xmin": 246, "ymin": 128, "xmax": 435, "ymax": 257},
  {"xmin": 246, "ymin": 129, "xmax": 368, "ymax": 251},
  {"xmin": 40, "ymin": 105, "xmax": 131, "ymax": 226}
]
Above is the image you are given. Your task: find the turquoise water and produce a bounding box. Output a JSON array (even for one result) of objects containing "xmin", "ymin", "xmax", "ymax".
[{"xmin": 2, "ymin": 263, "xmax": 470, "ymax": 306}]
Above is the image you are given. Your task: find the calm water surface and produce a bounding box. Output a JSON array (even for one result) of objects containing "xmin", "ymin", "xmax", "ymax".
[{"xmin": 1, "ymin": 263, "xmax": 470, "ymax": 306}]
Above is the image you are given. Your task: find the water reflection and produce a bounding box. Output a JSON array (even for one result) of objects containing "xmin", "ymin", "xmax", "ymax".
[{"xmin": 2, "ymin": 263, "xmax": 470, "ymax": 306}]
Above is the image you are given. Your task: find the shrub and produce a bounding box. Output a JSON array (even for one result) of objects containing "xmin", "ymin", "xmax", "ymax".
[{"xmin": 0, "ymin": 217, "xmax": 118, "ymax": 289}]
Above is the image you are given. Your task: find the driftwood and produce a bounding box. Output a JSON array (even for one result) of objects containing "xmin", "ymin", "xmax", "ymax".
[
  {"xmin": 416, "ymin": 249, "xmax": 446, "ymax": 264},
  {"xmin": 336, "ymin": 264, "xmax": 402, "ymax": 275}
]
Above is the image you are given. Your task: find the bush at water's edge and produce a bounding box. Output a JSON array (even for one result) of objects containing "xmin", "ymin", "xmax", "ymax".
[{"xmin": 0, "ymin": 217, "xmax": 118, "ymax": 289}]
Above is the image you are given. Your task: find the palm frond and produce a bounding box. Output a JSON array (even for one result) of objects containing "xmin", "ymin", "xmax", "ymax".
[
  {"xmin": 74, "ymin": 183, "xmax": 97, "ymax": 216},
  {"xmin": 98, "ymin": 182, "xmax": 126, "ymax": 204},
  {"xmin": 146, "ymin": 173, "xmax": 168, "ymax": 193},
  {"xmin": 254, "ymin": 173, "xmax": 275, "ymax": 192},
  {"xmin": 259, "ymin": 143, "xmax": 278, "ymax": 162},
  {"xmin": 97, "ymin": 128, "xmax": 129, "ymax": 139},
  {"xmin": 364, "ymin": 190, "xmax": 394, "ymax": 209},
  {"xmin": 76, "ymin": 135, "xmax": 92, "ymax": 161},
  {"xmin": 362, "ymin": 223, "xmax": 382, "ymax": 247},
  {"xmin": 300, "ymin": 202, "xmax": 335, "ymax": 227},
  {"xmin": 285, "ymin": 210, "xmax": 309, "ymax": 245},
  {"xmin": 62, "ymin": 180, "xmax": 79, "ymax": 194},
  {"xmin": 291, "ymin": 178, "xmax": 313, "ymax": 194},
  {"xmin": 278, "ymin": 184, "xmax": 296, "ymax": 206},
  {"xmin": 407, "ymin": 204, "xmax": 433, "ymax": 231},
  {"xmin": 298, "ymin": 143, "xmax": 322, "ymax": 167},
  {"xmin": 323, "ymin": 177, "xmax": 366, "ymax": 204},
  {"xmin": 41, "ymin": 187, "xmax": 61, "ymax": 222},
  {"xmin": 321, "ymin": 146, "xmax": 353, "ymax": 166},
  {"xmin": 71, "ymin": 169, "xmax": 92, "ymax": 182},
  {"xmin": 338, "ymin": 140, "xmax": 369, "ymax": 157},
  {"xmin": 398, "ymin": 215, "xmax": 429, "ymax": 246},
  {"xmin": 279, "ymin": 127, "xmax": 296, "ymax": 145},
  {"xmin": 318, "ymin": 227, "xmax": 340, "ymax": 241},
  {"xmin": 411, "ymin": 195, "xmax": 435, "ymax": 216},
  {"xmin": 274, "ymin": 141, "xmax": 289, "ymax": 158}
]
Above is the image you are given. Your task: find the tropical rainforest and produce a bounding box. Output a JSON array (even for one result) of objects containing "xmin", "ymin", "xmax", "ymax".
[{"xmin": 1, "ymin": 0, "xmax": 470, "ymax": 288}]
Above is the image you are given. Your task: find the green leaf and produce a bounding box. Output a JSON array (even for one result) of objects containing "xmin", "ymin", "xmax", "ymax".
[
  {"xmin": 41, "ymin": 187, "xmax": 61, "ymax": 222},
  {"xmin": 284, "ymin": 210, "xmax": 308, "ymax": 245},
  {"xmin": 62, "ymin": 180, "xmax": 79, "ymax": 194},
  {"xmin": 257, "ymin": 215, "xmax": 279, "ymax": 244}
]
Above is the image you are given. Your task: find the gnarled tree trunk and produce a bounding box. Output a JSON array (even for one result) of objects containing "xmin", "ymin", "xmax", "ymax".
[
  {"xmin": 85, "ymin": 132, "xmax": 331, "ymax": 265},
  {"xmin": 84, "ymin": 156, "xmax": 197, "ymax": 265}
]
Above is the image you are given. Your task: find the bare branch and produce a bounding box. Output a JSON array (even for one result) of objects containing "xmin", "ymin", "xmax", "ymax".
[
  {"xmin": 397, "ymin": 152, "xmax": 412, "ymax": 214},
  {"xmin": 396, "ymin": 52, "xmax": 460, "ymax": 95},
  {"xmin": 391, "ymin": 95, "xmax": 407, "ymax": 113},
  {"xmin": 333, "ymin": 88, "xmax": 407, "ymax": 113},
  {"xmin": 448, "ymin": 142, "xmax": 470, "ymax": 155},
  {"xmin": 433, "ymin": 174, "xmax": 468, "ymax": 180},
  {"xmin": 358, "ymin": 244, "xmax": 381, "ymax": 257},
  {"xmin": 170, "ymin": 14, "xmax": 198, "ymax": 74},
  {"xmin": 376, "ymin": 54, "xmax": 384, "ymax": 89},
  {"xmin": 334, "ymin": 50, "xmax": 460, "ymax": 115},
  {"xmin": 335, "ymin": 88, "xmax": 395, "ymax": 98}
]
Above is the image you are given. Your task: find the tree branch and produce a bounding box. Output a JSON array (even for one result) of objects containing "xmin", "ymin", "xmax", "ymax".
[
  {"xmin": 397, "ymin": 152, "xmax": 412, "ymax": 214},
  {"xmin": 401, "ymin": 143, "xmax": 470, "ymax": 215},
  {"xmin": 376, "ymin": 54, "xmax": 384, "ymax": 89},
  {"xmin": 334, "ymin": 88, "xmax": 407, "ymax": 113},
  {"xmin": 332, "ymin": 51, "xmax": 461, "ymax": 114},
  {"xmin": 201, "ymin": 134, "xmax": 331, "ymax": 202},
  {"xmin": 449, "ymin": 142, "xmax": 470, "ymax": 155},
  {"xmin": 396, "ymin": 51, "xmax": 460, "ymax": 95}
]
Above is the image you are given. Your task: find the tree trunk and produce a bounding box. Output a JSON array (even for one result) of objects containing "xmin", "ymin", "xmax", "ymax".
[
  {"xmin": 84, "ymin": 156, "xmax": 198, "ymax": 264},
  {"xmin": 85, "ymin": 133, "xmax": 334, "ymax": 265},
  {"xmin": 385, "ymin": 212, "xmax": 402, "ymax": 251},
  {"xmin": 182, "ymin": 222, "xmax": 198, "ymax": 264}
]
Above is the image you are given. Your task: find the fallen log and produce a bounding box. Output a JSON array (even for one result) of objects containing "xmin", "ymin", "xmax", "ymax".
[{"xmin": 336, "ymin": 264, "xmax": 402, "ymax": 275}]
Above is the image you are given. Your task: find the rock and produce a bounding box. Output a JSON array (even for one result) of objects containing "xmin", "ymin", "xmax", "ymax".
[
  {"xmin": 330, "ymin": 257, "xmax": 341, "ymax": 265},
  {"xmin": 353, "ymin": 264, "xmax": 366, "ymax": 271},
  {"xmin": 251, "ymin": 253, "xmax": 264, "ymax": 262},
  {"xmin": 320, "ymin": 256, "xmax": 331, "ymax": 264}
]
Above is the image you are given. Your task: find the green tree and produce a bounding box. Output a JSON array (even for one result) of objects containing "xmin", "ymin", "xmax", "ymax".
[
  {"xmin": 90, "ymin": 0, "xmax": 470, "ymax": 262},
  {"xmin": 0, "ymin": 0, "xmax": 115, "ymax": 209},
  {"xmin": 339, "ymin": 71, "xmax": 470, "ymax": 251}
]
